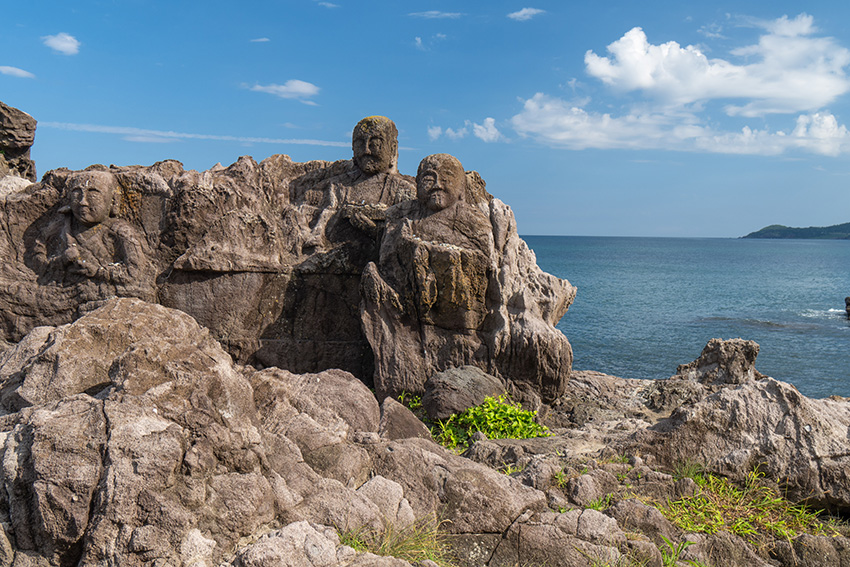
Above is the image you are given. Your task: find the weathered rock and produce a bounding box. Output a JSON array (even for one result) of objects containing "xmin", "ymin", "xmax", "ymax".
[
  {"xmin": 361, "ymin": 154, "xmax": 575, "ymax": 402},
  {"xmin": 1, "ymin": 109, "xmax": 573, "ymax": 408},
  {"xmin": 0, "ymin": 101, "xmax": 37, "ymax": 181},
  {"xmin": 378, "ymin": 397, "xmax": 431, "ymax": 441},
  {"xmin": 364, "ymin": 437, "xmax": 547, "ymax": 535},
  {"xmin": 674, "ymin": 337, "xmax": 765, "ymax": 386},
  {"xmin": 490, "ymin": 510, "xmax": 627, "ymax": 567},
  {"xmin": 625, "ymin": 376, "xmax": 850, "ymax": 512},
  {"xmin": 421, "ymin": 366, "xmax": 504, "ymax": 420}
]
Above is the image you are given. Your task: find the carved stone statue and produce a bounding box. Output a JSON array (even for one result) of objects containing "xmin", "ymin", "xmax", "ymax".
[
  {"xmin": 32, "ymin": 169, "xmax": 152, "ymax": 295},
  {"xmin": 292, "ymin": 116, "xmax": 415, "ymax": 249},
  {"xmin": 361, "ymin": 153, "xmax": 576, "ymax": 402}
]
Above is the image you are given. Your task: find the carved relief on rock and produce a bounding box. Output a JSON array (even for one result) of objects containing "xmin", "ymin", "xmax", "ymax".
[
  {"xmin": 361, "ymin": 153, "xmax": 576, "ymax": 402},
  {"xmin": 30, "ymin": 169, "xmax": 154, "ymax": 297}
]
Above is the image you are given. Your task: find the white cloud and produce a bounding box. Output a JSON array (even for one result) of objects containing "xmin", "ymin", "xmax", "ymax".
[
  {"xmin": 40, "ymin": 121, "xmax": 349, "ymax": 147},
  {"xmin": 508, "ymin": 8, "xmax": 545, "ymax": 22},
  {"xmin": 427, "ymin": 119, "xmax": 503, "ymax": 143},
  {"xmin": 42, "ymin": 32, "xmax": 80, "ymax": 55},
  {"xmin": 698, "ymin": 23, "xmax": 725, "ymax": 39},
  {"xmin": 511, "ymin": 93, "xmax": 850, "ymax": 157},
  {"xmin": 415, "ymin": 37, "xmax": 425, "ymax": 51},
  {"xmin": 471, "ymin": 117, "xmax": 502, "ymax": 142},
  {"xmin": 409, "ymin": 11, "xmax": 462, "ymax": 19},
  {"xmin": 250, "ymin": 37, "xmax": 270, "ymax": 43},
  {"xmin": 584, "ymin": 15, "xmax": 850, "ymax": 117},
  {"xmin": 250, "ymin": 80, "xmax": 320, "ymax": 104},
  {"xmin": 318, "ymin": 2, "xmax": 339, "ymax": 7},
  {"xmin": 445, "ymin": 126, "xmax": 467, "ymax": 140},
  {"xmin": 0, "ymin": 66, "xmax": 35, "ymax": 79}
]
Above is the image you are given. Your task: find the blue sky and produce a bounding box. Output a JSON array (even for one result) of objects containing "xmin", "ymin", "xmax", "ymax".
[{"xmin": 3, "ymin": 1, "xmax": 850, "ymax": 237}]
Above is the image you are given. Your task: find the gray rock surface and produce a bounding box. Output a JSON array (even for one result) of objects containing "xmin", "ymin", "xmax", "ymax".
[
  {"xmin": 0, "ymin": 107, "xmax": 573, "ymax": 406},
  {"xmin": 0, "ymin": 101, "xmax": 36, "ymax": 181},
  {"xmin": 361, "ymin": 154, "xmax": 575, "ymax": 402},
  {"xmin": 422, "ymin": 366, "xmax": 505, "ymax": 420}
]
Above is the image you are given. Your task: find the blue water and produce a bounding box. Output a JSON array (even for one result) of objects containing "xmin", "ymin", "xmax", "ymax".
[{"xmin": 524, "ymin": 236, "xmax": 850, "ymax": 399}]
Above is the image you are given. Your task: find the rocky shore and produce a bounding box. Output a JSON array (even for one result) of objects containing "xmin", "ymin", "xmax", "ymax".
[{"xmin": 0, "ymin": 102, "xmax": 848, "ymax": 567}]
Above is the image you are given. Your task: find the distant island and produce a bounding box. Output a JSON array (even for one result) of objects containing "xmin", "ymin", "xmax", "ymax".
[{"xmin": 742, "ymin": 222, "xmax": 850, "ymax": 239}]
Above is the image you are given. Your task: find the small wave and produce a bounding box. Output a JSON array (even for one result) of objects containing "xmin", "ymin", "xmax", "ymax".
[{"xmin": 801, "ymin": 308, "xmax": 848, "ymax": 319}]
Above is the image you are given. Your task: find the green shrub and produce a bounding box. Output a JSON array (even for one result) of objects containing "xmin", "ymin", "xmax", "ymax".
[{"xmin": 432, "ymin": 394, "xmax": 550, "ymax": 451}]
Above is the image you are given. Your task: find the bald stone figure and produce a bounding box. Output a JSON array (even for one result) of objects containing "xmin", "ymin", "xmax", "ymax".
[
  {"xmin": 361, "ymin": 153, "xmax": 495, "ymax": 398},
  {"xmin": 33, "ymin": 170, "xmax": 152, "ymax": 293}
]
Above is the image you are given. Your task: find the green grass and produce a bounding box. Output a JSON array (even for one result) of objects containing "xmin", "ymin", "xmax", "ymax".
[
  {"xmin": 431, "ymin": 394, "xmax": 550, "ymax": 451},
  {"xmin": 657, "ymin": 466, "xmax": 848, "ymax": 552},
  {"xmin": 337, "ymin": 515, "xmax": 457, "ymax": 567}
]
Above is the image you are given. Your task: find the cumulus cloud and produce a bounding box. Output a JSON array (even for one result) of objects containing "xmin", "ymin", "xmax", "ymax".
[
  {"xmin": 428, "ymin": 119, "xmax": 503, "ymax": 143},
  {"xmin": 507, "ymin": 14, "xmax": 850, "ymax": 157},
  {"xmin": 584, "ymin": 14, "xmax": 850, "ymax": 117},
  {"xmin": 0, "ymin": 66, "xmax": 35, "ymax": 79},
  {"xmin": 40, "ymin": 121, "xmax": 349, "ymax": 147},
  {"xmin": 508, "ymin": 8, "xmax": 545, "ymax": 21},
  {"xmin": 250, "ymin": 80, "xmax": 320, "ymax": 105},
  {"xmin": 511, "ymin": 93, "xmax": 850, "ymax": 156},
  {"xmin": 42, "ymin": 32, "xmax": 80, "ymax": 55},
  {"xmin": 471, "ymin": 118, "xmax": 503, "ymax": 142},
  {"xmin": 409, "ymin": 11, "xmax": 462, "ymax": 19},
  {"xmin": 414, "ymin": 37, "xmax": 425, "ymax": 51}
]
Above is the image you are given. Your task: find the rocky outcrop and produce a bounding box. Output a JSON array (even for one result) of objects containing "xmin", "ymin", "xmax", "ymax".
[
  {"xmin": 0, "ymin": 297, "xmax": 557, "ymax": 566},
  {"xmin": 360, "ymin": 154, "xmax": 575, "ymax": 402},
  {"xmin": 0, "ymin": 108, "xmax": 574, "ymax": 405},
  {"xmin": 0, "ymin": 102, "xmax": 36, "ymax": 182}
]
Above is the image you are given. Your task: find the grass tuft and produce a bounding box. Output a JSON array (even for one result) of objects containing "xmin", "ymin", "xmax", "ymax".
[
  {"xmin": 337, "ymin": 515, "xmax": 457, "ymax": 567},
  {"xmin": 658, "ymin": 467, "xmax": 848, "ymax": 552}
]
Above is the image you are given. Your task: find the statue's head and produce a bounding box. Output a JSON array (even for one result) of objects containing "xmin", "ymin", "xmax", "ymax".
[
  {"xmin": 416, "ymin": 154, "xmax": 466, "ymax": 212},
  {"xmin": 67, "ymin": 170, "xmax": 118, "ymax": 225},
  {"xmin": 352, "ymin": 116, "xmax": 398, "ymax": 175}
]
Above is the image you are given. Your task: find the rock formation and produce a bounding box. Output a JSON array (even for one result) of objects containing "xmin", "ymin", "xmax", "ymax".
[
  {"xmin": 361, "ymin": 154, "xmax": 575, "ymax": 402},
  {"xmin": 0, "ymin": 102, "xmax": 36, "ymax": 182},
  {"xmin": 0, "ymin": 109, "xmax": 574, "ymax": 404},
  {"xmin": 2, "ymin": 102, "xmax": 849, "ymax": 567}
]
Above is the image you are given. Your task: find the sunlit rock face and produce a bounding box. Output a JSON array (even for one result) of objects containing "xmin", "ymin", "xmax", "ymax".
[{"xmin": 0, "ymin": 109, "xmax": 575, "ymax": 401}]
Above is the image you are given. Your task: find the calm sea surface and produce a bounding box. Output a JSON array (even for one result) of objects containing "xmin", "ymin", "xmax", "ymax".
[{"xmin": 524, "ymin": 236, "xmax": 850, "ymax": 399}]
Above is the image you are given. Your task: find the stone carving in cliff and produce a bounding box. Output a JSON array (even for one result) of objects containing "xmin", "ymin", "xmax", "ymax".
[
  {"xmin": 361, "ymin": 153, "xmax": 576, "ymax": 402},
  {"xmin": 1, "ymin": 105, "xmax": 574, "ymax": 404},
  {"xmin": 0, "ymin": 101, "xmax": 36, "ymax": 182},
  {"xmin": 31, "ymin": 169, "xmax": 154, "ymax": 297},
  {"xmin": 160, "ymin": 116, "xmax": 416, "ymax": 377}
]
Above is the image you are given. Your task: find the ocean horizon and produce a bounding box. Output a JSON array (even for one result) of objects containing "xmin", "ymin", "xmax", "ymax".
[{"xmin": 525, "ymin": 235, "xmax": 850, "ymax": 399}]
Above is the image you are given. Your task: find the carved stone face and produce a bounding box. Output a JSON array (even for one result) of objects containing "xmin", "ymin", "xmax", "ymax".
[
  {"xmin": 68, "ymin": 171, "xmax": 116, "ymax": 225},
  {"xmin": 416, "ymin": 154, "xmax": 465, "ymax": 212},
  {"xmin": 352, "ymin": 117, "xmax": 398, "ymax": 175}
]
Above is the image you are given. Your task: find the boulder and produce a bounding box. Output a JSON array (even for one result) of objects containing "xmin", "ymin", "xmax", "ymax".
[
  {"xmin": 422, "ymin": 365, "xmax": 505, "ymax": 420},
  {"xmin": 674, "ymin": 337, "xmax": 765, "ymax": 386}
]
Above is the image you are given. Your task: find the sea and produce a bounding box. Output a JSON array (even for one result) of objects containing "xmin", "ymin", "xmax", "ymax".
[{"xmin": 524, "ymin": 236, "xmax": 850, "ymax": 399}]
